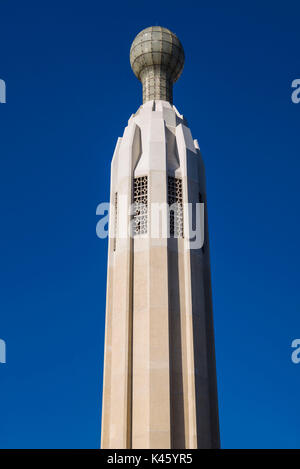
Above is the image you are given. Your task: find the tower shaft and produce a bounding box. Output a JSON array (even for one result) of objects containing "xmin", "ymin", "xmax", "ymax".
[{"xmin": 101, "ymin": 100, "xmax": 220, "ymax": 449}]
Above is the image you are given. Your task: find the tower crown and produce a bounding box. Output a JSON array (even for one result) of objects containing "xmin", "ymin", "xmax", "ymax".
[{"xmin": 130, "ymin": 26, "xmax": 185, "ymax": 104}]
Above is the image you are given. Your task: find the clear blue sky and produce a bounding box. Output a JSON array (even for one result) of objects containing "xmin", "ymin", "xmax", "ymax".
[{"xmin": 1, "ymin": 0, "xmax": 300, "ymax": 449}]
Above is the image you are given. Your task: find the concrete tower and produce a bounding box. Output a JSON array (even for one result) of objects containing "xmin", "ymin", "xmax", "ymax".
[{"xmin": 101, "ymin": 26, "xmax": 220, "ymax": 449}]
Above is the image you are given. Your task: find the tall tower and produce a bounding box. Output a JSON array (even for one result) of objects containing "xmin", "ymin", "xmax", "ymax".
[{"xmin": 101, "ymin": 26, "xmax": 220, "ymax": 449}]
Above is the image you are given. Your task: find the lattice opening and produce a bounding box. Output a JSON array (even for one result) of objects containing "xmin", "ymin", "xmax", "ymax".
[
  {"xmin": 133, "ymin": 176, "xmax": 148, "ymax": 235},
  {"xmin": 113, "ymin": 192, "xmax": 117, "ymax": 251},
  {"xmin": 199, "ymin": 192, "xmax": 205, "ymax": 253},
  {"xmin": 168, "ymin": 176, "xmax": 183, "ymax": 238}
]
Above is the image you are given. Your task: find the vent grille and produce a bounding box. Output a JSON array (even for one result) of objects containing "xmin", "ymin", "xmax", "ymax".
[
  {"xmin": 133, "ymin": 176, "xmax": 148, "ymax": 235},
  {"xmin": 168, "ymin": 176, "xmax": 183, "ymax": 238}
]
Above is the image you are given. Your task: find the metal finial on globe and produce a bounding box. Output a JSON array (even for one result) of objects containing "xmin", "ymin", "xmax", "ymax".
[{"xmin": 130, "ymin": 26, "xmax": 185, "ymax": 104}]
